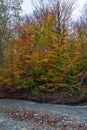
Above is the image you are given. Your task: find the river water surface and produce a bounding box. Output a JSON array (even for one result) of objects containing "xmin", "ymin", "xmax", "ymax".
[{"xmin": 0, "ymin": 99, "xmax": 87, "ymax": 130}]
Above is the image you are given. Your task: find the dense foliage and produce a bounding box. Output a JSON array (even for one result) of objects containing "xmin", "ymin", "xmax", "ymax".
[{"xmin": 0, "ymin": 0, "xmax": 87, "ymax": 103}]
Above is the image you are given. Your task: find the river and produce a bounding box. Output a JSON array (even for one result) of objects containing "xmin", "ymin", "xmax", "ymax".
[{"xmin": 0, "ymin": 99, "xmax": 87, "ymax": 130}]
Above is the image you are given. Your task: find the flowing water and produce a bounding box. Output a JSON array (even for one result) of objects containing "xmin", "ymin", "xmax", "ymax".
[{"xmin": 0, "ymin": 99, "xmax": 87, "ymax": 130}]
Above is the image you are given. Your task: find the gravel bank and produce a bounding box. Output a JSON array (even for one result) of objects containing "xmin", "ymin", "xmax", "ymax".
[{"xmin": 0, "ymin": 107, "xmax": 87, "ymax": 130}]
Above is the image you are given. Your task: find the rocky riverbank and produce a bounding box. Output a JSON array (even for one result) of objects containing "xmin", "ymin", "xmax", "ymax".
[
  {"xmin": 0, "ymin": 99, "xmax": 87, "ymax": 129},
  {"xmin": 0, "ymin": 107, "xmax": 87, "ymax": 130},
  {"xmin": 0, "ymin": 86, "xmax": 87, "ymax": 105}
]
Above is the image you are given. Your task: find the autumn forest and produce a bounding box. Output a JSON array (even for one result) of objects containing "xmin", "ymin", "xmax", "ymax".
[{"xmin": 0, "ymin": 0, "xmax": 87, "ymax": 104}]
